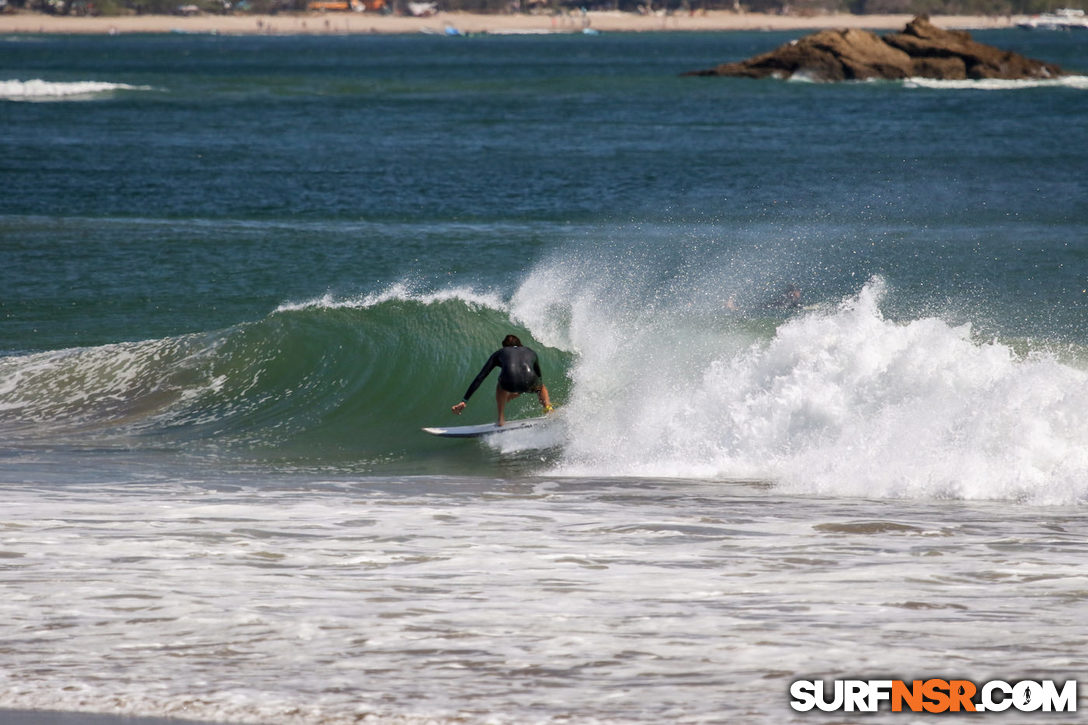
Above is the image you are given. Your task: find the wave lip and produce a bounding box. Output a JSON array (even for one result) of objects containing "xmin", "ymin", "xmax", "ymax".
[
  {"xmin": 274, "ymin": 282, "xmax": 508, "ymax": 314},
  {"xmin": 0, "ymin": 78, "xmax": 155, "ymax": 101}
]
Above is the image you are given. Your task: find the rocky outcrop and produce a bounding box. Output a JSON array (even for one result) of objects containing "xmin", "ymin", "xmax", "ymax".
[{"xmin": 685, "ymin": 16, "xmax": 1065, "ymax": 82}]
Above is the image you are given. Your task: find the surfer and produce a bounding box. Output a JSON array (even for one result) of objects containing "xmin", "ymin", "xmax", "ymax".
[{"xmin": 451, "ymin": 334, "xmax": 552, "ymax": 426}]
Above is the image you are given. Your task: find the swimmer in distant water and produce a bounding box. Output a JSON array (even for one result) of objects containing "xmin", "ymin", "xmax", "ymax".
[{"xmin": 451, "ymin": 334, "xmax": 553, "ymax": 426}]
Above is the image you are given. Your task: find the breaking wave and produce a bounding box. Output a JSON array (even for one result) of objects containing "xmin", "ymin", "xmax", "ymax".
[
  {"xmin": 537, "ymin": 274, "xmax": 1088, "ymax": 505},
  {"xmin": 0, "ymin": 79, "xmax": 155, "ymax": 101},
  {"xmin": 903, "ymin": 75, "xmax": 1088, "ymax": 90},
  {"xmin": 2, "ymin": 274, "xmax": 1086, "ymax": 504}
]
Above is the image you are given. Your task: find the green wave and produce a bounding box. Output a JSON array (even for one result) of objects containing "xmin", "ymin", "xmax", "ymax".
[{"xmin": 0, "ymin": 290, "xmax": 572, "ymax": 469}]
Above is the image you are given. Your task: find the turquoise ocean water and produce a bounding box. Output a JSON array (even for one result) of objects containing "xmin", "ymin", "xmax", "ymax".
[{"xmin": 1, "ymin": 28, "xmax": 1087, "ymax": 723}]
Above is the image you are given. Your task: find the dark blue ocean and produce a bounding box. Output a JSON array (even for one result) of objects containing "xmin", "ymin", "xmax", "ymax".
[{"xmin": 1, "ymin": 28, "xmax": 1087, "ymax": 724}]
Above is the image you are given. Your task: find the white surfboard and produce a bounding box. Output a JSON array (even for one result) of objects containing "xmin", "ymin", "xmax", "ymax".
[{"xmin": 422, "ymin": 416, "xmax": 549, "ymax": 438}]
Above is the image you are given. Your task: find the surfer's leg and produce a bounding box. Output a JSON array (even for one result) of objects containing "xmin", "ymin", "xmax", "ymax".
[
  {"xmin": 537, "ymin": 385, "xmax": 552, "ymax": 412},
  {"xmin": 495, "ymin": 385, "xmax": 520, "ymax": 426}
]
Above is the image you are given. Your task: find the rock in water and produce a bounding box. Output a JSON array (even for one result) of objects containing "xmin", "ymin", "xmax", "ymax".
[
  {"xmin": 885, "ymin": 16, "xmax": 1063, "ymax": 80},
  {"xmin": 685, "ymin": 15, "xmax": 1065, "ymax": 82}
]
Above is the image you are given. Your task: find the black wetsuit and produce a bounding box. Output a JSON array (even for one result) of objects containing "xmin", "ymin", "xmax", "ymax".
[{"xmin": 462, "ymin": 346, "xmax": 542, "ymax": 401}]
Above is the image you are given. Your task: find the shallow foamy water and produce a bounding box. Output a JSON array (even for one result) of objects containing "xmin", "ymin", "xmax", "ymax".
[{"xmin": 2, "ymin": 475, "xmax": 1085, "ymax": 723}]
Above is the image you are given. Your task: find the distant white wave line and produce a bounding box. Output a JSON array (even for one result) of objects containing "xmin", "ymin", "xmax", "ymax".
[
  {"xmin": 0, "ymin": 78, "xmax": 155, "ymax": 100},
  {"xmin": 904, "ymin": 75, "xmax": 1088, "ymax": 90},
  {"xmin": 275, "ymin": 283, "xmax": 508, "ymax": 313}
]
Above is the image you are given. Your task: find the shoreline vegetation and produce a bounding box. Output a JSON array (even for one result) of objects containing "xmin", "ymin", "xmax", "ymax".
[{"xmin": 0, "ymin": 9, "xmax": 1020, "ymax": 34}]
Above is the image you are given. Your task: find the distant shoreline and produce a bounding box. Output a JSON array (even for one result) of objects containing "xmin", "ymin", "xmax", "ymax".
[
  {"xmin": 0, "ymin": 710, "xmax": 225, "ymax": 725},
  {"xmin": 0, "ymin": 9, "xmax": 1018, "ymax": 36}
]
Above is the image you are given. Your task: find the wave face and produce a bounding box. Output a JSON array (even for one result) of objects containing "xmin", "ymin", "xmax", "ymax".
[
  {"xmin": 0, "ymin": 79, "xmax": 154, "ymax": 101},
  {"xmin": 0, "ymin": 286, "xmax": 570, "ymax": 470},
  {"xmin": 3, "ymin": 274, "xmax": 1087, "ymax": 503}
]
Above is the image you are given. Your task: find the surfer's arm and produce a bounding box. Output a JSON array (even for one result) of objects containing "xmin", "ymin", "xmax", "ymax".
[{"xmin": 458, "ymin": 351, "xmax": 500, "ymax": 406}]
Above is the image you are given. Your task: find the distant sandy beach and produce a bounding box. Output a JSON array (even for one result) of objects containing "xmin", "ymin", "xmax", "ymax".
[{"xmin": 0, "ymin": 9, "xmax": 1017, "ymax": 35}]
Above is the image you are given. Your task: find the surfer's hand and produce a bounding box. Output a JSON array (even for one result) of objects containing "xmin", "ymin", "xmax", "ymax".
[{"xmin": 451, "ymin": 401, "xmax": 466, "ymax": 415}]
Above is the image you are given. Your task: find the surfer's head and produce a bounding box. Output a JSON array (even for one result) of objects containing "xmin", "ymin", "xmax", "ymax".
[{"xmin": 502, "ymin": 334, "xmax": 522, "ymax": 347}]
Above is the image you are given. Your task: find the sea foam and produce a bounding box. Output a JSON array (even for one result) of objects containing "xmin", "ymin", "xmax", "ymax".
[{"xmin": 516, "ymin": 270, "xmax": 1088, "ymax": 505}]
